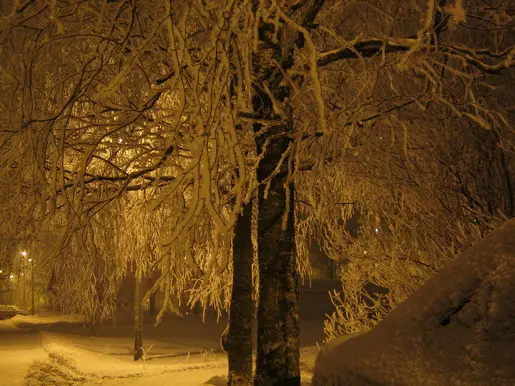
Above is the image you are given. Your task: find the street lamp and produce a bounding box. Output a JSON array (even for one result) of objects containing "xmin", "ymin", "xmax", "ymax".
[{"xmin": 21, "ymin": 251, "xmax": 35, "ymax": 315}]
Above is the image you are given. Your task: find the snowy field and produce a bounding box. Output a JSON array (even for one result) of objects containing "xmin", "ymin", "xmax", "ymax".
[{"xmin": 0, "ymin": 286, "xmax": 333, "ymax": 386}]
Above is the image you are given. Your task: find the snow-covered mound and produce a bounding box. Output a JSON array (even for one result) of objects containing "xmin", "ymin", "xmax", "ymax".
[
  {"xmin": 312, "ymin": 219, "xmax": 515, "ymax": 385},
  {"xmin": 11, "ymin": 313, "xmax": 84, "ymax": 329}
]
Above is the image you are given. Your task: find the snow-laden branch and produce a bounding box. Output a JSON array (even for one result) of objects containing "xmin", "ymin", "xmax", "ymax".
[
  {"xmin": 57, "ymin": 143, "xmax": 176, "ymax": 192},
  {"xmin": 440, "ymin": 44, "xmax": 515, "ymax": 75},
  {"xmin": 318, "ymin": 37, "xmax": 515, "ymax": 75},
  {"xmin": 317, "ymin": 37, "xmax": 415, "ymax": 66}
]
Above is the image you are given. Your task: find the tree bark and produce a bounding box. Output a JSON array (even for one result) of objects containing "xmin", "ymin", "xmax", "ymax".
[
  {"xmin": 252, "ymin": 34, "xmax": 301, "ymax": 386},
  {"xmin": 253, "ymin": 137, "xmax": 300, "ymax": 385},
  {"xmin": 247, "ymin": 1, "xmax": 324, "ymax": 383},
  {"xmin": 227, "ymin": 201, "xmax": 254, "ymax": 385},
  {"xmin": 134, "ymin": 272, "xmax": 143, "ymax": 361}
]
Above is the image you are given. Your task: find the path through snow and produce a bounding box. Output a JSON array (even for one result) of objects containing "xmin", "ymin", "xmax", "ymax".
[
  {"xmin": 1, "ymin": 312, "xmax": 321, "ymax": 385},
  {"xmin": 0, "ymin": 319, "xmax": 46, "ymax": 385}
]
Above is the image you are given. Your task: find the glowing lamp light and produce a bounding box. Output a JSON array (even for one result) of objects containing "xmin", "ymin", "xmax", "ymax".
[
  {"xmin": 28, "ymin": 258, "xmax": 32, "ymax": 262},
  {"xmin": 21, "ymin": 251, "xmax": 27, "ymax": 257},
  {"xmin": 9, "ymin": 274, "xmax": 14, "ymax": 279}
]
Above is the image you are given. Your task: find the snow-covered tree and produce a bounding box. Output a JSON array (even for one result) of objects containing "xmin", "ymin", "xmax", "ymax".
[
  {"xmin": 1, "ymin": 0, "xmax": 514, "ymax": 385},
  {"xmin": 288, "ymin": 0, "xmax": 515, "ymax": 340}
]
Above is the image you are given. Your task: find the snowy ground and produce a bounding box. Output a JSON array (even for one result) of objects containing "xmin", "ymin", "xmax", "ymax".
[
  {"xmin": 0, "ymin": 318, "xmax": 47, "ymax": 386},
  {"xmin": 0, "ymin": 290, "xmax": 331, "ymax": 386}
]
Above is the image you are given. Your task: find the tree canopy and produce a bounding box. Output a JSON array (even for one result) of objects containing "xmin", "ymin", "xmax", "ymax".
[{"xmin": 1, "ymin": 0, "xmax": 514, "ymax": 384}]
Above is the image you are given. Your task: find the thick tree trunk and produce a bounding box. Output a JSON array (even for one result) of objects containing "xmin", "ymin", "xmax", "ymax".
[
  {"xmin": 227, "ymin": 201, "xmax": 254, "ymax": 385},
  {"xmin": 252, "ymin": 51, "xmax": 300, "ymax": 385},
  {"xmin": 254, "ymin": 141, "xmax": 300, "ymax": 385},
  {"xmin": 248, "ymin": 2, "xmax": 322, "ymax": 383},
  {"xmin": 134, "ymin": 273, "xmax": 143, "ymax": 361}
]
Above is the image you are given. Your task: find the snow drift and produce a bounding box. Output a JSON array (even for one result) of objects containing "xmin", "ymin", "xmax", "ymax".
[{"xmin": 313, "ymin": 218, "xmax": 515, "ymax": 385}]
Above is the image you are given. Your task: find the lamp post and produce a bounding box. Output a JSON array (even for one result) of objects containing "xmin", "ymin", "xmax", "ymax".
[{"xmin": 21, "ymin": 251, "xmax": 35, "ymax": 315}]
